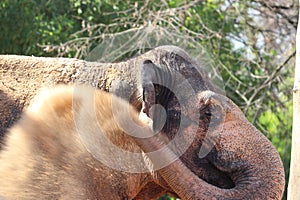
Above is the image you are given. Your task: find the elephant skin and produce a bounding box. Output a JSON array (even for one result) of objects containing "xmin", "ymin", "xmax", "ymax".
[{"xmin": 0, "ymin": 46, "xmax": 285, "ymax": 199}]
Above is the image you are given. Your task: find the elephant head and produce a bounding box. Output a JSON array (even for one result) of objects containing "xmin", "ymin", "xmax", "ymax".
[{"xmin": 135, "ymin": 59, "xmax": 285, "ymax": 199}]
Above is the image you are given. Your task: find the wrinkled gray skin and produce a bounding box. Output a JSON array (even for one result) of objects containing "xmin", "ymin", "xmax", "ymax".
[{"xmin": 0, "ymin": 46, "xmax": 285, "ymax": 199}]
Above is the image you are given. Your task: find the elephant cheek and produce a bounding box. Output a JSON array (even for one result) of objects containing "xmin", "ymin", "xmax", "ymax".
[
  {"xmin": 180, "ymin": 124, "xmax": 205, "ymax": 149},
  {"xmin": 180, "ymin": 123, "xmax": 220, "ymax": 160}
]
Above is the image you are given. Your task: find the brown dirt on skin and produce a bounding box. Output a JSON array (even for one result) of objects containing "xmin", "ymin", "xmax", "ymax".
[{"xmin": 0, "ymin": 55, "xmax": 86, "ymax": 137}]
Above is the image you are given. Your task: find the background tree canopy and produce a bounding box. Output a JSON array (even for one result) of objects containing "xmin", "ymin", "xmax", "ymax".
[{"xmin": 0, "ymin": 0, "xmax": 298, "ymax": 199}]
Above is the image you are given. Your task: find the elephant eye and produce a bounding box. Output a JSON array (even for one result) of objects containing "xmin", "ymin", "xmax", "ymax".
[
  {"xmin": 200, "ymin": 104, "xmax": 224, "ymax": 128},
  {"xmin": 200, "ymin": 105, "xmax": 212, "ymax": 118},
  {"xmin": 204, "ymin": 111, "xmax": 212, "ymax": 117},
  {"xmin": 201, "ymin": 104, "xmax": 221, "ymax": 117}
]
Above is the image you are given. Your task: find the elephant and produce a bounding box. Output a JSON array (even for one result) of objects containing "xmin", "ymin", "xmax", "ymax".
[
  {"xmin": 0, "ymin": 46, "xmax": 231, "ymax": 198},
  {"xmin": 0, "ymin": 46, "xmax": 285, "ymax": 199}
]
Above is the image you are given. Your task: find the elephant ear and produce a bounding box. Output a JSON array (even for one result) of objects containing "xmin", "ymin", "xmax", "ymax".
[
  {"xmin": 140, "ymin": 60, "xmax": 157, "ymax": 118},
  {"xmin": 140, "ymin": 60, "xmax": 170, "ymax": 132}
]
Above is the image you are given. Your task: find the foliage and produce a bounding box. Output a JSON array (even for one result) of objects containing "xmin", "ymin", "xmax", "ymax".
[{"xmin": 0, "ymin": 0, "xmax": 297, "ymax": 199}]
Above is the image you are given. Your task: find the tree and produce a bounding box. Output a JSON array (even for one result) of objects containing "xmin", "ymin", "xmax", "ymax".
[{"xmin": 288, "ymin": 9, "xmax": 300, "ymax": 200}]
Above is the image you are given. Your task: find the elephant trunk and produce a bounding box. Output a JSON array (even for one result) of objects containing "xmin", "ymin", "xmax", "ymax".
[
  {"xmin": 129, "ymin": 121, "xmax": 285, "ymax": 200},
  {"xmin": 132, "ymin": 131, "xmax": 216, "ymax": 200},
  {"xmin": 140, "ymin": 142, "xmax": 284, "ymax": 200}
]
